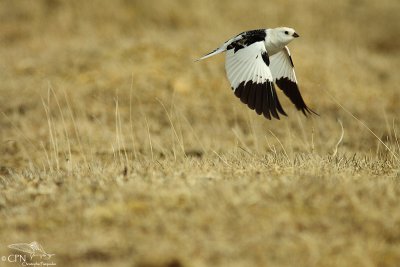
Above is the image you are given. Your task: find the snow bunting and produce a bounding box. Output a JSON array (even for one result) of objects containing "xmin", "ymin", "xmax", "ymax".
[{"xmin": 197, "ymin": 27, "xmax": 317, "ymax": 120}]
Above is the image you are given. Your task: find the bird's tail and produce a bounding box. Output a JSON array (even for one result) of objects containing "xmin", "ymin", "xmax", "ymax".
[
  {"xmin": 196, "ymin": 34, "xmax": 243, "ymax": 61},
  {"xmin": 195, "ymin": 46, "xmax": 226, "ymax": 61}
]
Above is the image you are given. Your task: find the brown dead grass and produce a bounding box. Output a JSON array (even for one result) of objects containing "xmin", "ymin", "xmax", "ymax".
[{"xmin": 1, "ymin": 0, "xmax": 400, "ymax": 266}]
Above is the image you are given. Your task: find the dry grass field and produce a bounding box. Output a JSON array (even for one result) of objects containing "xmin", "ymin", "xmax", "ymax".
[{"xmin": 1, "ymin": 0, "xmax": 400, "ymax": 266}]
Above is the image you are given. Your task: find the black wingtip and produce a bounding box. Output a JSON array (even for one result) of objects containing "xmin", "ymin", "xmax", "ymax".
[
  {"xmin": 274, "ymin": 87, "xmax": 288, "ymax": 117},
  {"xmin": 263, "ymin": 112, "xmax": 272, "ymax": 120},
  {"xmin": 300, "ymin": 106, "xmax": 319, "ymax": 117},
  {"xmin": 275, "ymin": 77, "xmax": 319, "ymax": 118},
  {"xmin": 233, "ymin": 80, "xmax": 287, "ymax": 121}
]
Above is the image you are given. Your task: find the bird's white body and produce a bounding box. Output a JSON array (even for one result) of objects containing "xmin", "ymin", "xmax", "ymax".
[
  {"xmin": 197, "ymin": 27, "xmax": 316, "ymax": 120},
  {"xmin": 198, "ymin": 27, "xmax": 297, "ymax": 61}
]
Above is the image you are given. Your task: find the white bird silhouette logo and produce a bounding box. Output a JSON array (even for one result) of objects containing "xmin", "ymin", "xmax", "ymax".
[{"xmin": 8, "ymin": 241, "xmax": 55, "ymax": 259}]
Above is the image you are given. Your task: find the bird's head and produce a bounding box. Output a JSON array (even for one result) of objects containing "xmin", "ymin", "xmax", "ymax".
[{"xmin": 273, "ymin": 27, "xmax": 299, "ymax": 45}]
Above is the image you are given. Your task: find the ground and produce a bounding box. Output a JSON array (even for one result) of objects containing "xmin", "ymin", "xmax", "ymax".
[{"xmin": 1, "ymin": 0, "xmax": 400, "ymax": 266}]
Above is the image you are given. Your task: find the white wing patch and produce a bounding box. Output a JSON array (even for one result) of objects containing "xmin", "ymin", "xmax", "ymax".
[
  {"xmin": 269, "ymin": 46, "xmax": 297, "ymax": 83},
  {"xmin": 225, "ymin": 41, "xmax": 272, "ymax": 89}
]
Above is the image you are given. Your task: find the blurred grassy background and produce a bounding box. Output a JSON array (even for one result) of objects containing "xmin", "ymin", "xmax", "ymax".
[
  {"xmin": 0, "ymin": 0, "xmax": 400, "ymax": 266},
  {"xmin": 1, "ymin": 0, "xmax": 399, "ymax": 165}
]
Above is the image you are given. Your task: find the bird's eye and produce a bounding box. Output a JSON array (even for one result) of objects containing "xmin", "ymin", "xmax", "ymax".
[{"xmin": 284, "ymin": 31, "xmax": 289, "ymax": 35}]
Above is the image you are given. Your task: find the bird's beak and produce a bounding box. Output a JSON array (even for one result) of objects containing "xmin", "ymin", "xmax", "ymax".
[{"xmin": 292, "ymin": 32, "xmax": 299, "ymax": 38}]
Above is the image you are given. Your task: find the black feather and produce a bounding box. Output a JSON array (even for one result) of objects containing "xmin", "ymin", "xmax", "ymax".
[
  {"xmin": 275, "ymin": 78, "xmax": 318, "ymax": 116},
  {"xmin": 234, "ymin": 85, "xmax": 243, "ymax": 98},
  {"xmin": 255, "ymin": 83, "xmax": 263, "ymax": 115},
  {"xmin": 273, "ymin": 83, "xmax": 287, "ymax": 116},
  {"xmin": 261, "ymin": 51, "xmax": 270, "ymax": 66},
  {"xmin": 238, "ymin": 82, "xmax": 250, "ymax": 104},
  {"xmin": 227, "ymin": 29, "xmax": 266, "ymax": 53},
  {"xmin": 268, "ymin": 82, "xmax": 280, "ymax": 119},
  {"xmin": 247, "ymin": 82, "xmax": 257, "ymax": 110},
  {"xmin": 233, "ymin": 80, "xmax": 291, "ymax": 120}
]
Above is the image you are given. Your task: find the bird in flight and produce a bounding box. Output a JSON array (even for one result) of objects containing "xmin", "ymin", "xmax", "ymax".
[{"xmin": 197, "ymin": 27, "xmax": 317, "ymax": 120}]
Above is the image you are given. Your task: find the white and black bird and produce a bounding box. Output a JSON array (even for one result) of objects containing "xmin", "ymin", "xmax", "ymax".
[{"xmin": 197, "ymin": 27, "xmax": 317, "ymax": 120}]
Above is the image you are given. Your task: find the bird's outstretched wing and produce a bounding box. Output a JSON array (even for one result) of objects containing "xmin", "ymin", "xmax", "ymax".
[
  {"xmin": 269, "ymin": 46, "xmax": 317, "ymax": 116},
  {"xmin": 225, "ymin": 40, "xmax": 287, "ymax": 120}
]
